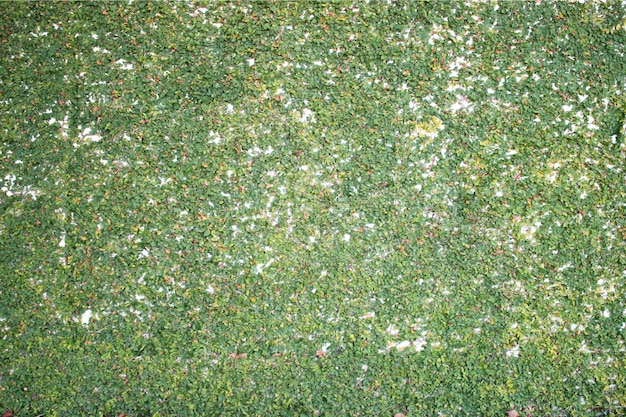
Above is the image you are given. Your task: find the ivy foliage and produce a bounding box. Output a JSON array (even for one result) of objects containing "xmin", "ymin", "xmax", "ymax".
[{"xmin": 1, "ymin": 1, "xmax": 626, "ymax": 416}]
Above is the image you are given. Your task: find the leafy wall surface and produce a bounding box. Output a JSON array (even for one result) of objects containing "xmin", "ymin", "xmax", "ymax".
[{"xmin": 1, "ymin": 1, "xmax": 625, "ymax": 416}]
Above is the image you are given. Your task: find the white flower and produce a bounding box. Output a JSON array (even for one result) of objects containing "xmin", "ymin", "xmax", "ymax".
[
  {"xmin": 587, "ymin": 116, "xmax": 599, "ymax": 130},
  {"xmin": 520, "ymin": 225, "xmax": 537, "ymax": 240},
  {"xmin": 386, "ymin": 324, "xmax": 399, "ymax": 336},
  {"xmin": 562, "ymin": 104, "xmax": 573, "ymax": 112},
  {"xmin": 158, "ymin": 177, "xmax": 171, "ymax": 187},
  {"xmin": 396, "ymin": 340, "xmax": 411, "ymax": 351},
  {"xmin": 413, "ymin": 337, "xmax": 427, "ymax": 352},
  {"xmin": 579, "ymin": 340, "xmax": 592, "ymax": 353},
  {"xmin": 247, "ymin": 58, "xmax": 255, "ymax": 66},
  {"xmin": 343, "ymin": 233, "xmax": 351, "ymax": 242}
]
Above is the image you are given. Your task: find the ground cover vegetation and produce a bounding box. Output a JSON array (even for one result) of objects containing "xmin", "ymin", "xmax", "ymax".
[{"xmin": 1, "ymin": 1, "xmax": 625, "ymax": 416}]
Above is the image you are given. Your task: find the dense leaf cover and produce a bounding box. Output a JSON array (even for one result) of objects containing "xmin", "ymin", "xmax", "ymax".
[{"xmin": 1, "ymin": 1, "xmax": 625, "ymax": 416}]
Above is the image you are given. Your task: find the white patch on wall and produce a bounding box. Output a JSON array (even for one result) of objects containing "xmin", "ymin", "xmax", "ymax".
[
  {"xmin": 81, "ymin": 309, "xmax": 93, "ymax": 326},
  {"xmin": 75, "ymin": 127, "xmax": 102, "ymax": 146},
  {"xmin": 450, "ymin": 95, "xmax": 473, "ymax": 113},
  {"xmin": 114, "ymin": 59, "xmax": 134, "ymax": 70},
  {"xmin": 299, "ymin": 108, "xmax": 316, "ymax": 124},
  {"xmin": 506, "ymin": 344, "xmax": 520, "ymax": 358},
  {"xmin": 1, "ymin": 174, "xmax": 42, "ymax": 200}
]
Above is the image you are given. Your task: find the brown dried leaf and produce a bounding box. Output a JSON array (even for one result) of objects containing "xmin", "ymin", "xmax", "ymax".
[{"xmin": 228, "ymin": 352, "xmax": 247, "ymax": 360}]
